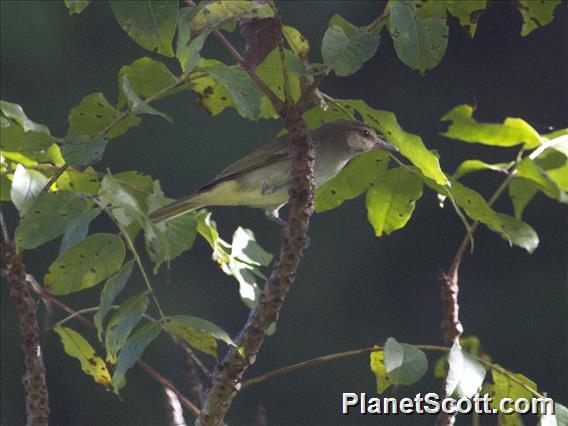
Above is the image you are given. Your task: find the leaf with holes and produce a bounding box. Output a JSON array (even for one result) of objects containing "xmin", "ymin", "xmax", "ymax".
[
  {"xmin": 44, "ymin": 233, "xmax": 125, "ymax": 295},
  {"xmin": 370, "ymin": 350, "xmax": 393, "ymax": 393},
  {"xmin": 109, "ymin": 0, "xmax": 178, "ymax": 57},
  {"xmin": 241, "ymin": 17, "xmax": 282, "ymax": 70},
  {"xmin": 0, "ymin": 121, "xmax": 58, "ymax": 154},
  {"xmin": 441, "ymin": 104, "xmax": 542, "ymax": 149},
  {"xmin": 516, "ymin": 0, "xmax": 561, "ymax": 36},
  {"xmin": 446, "ymin": 343, "xmax": 486, "ymax": 398},
  {"xmin": 67, "ymin": 93, "xmax": 141, "ymax": 139},
  {"xmin": 57, "ymin": 167, "xmax": 101, "ymax": 195},
  {"xmin": 117, "ymin": 57, "xmax": 177, "ymax": 108},
  {"xmin": 59, "ymin": 208, "xmax": 101, "ymax": 254},
  {"xmin": 282, "ymin": 25, "xmax": 309, "ymax": 59},
  {"xmin": 321, "ymin": 22, "xmax": 380, "ymax": 76},
  {"xmin": 389, "ymin": 1, "xmax": 448, "ymax": 74},
  {"xmin": 94, "ymin": 260, "xmax": 134, "ymax": 341},
  {"xmin": 166, "ymin": 315, "xmax": 234, "ymax": 358},
  {"xmin": 105, "ymin": 292, "xmax": 149, "ymax": 364},
  {"xmin": 384, "ymin": 337, "xmax": 428, "ymax": 385},
  {"xmin": 112, "ymin": 321, "xmax": 162, "ymax": 390},
  {"xmin": 366, "ymin": 168, "xmax": 423, "ymax": 236},
  {"xmin": 61, "ymin": 137, "xmax": 108, "ymax": 167},
  {"xmin": 54, "ymin": 326, "xmax": 112, "ymax": 389},
  {"xmin": 15, "ymin": 191, "xmax": 88, "ymax": 250},
  {"xmin": 315, "ymin": 150, "xmax": 390, "ymax": 213},
  {"xmin": 190, "ymin": 0, "xmax": 274, "ymax": 35},
  {"xmin": 10, "ymin": 164, "xmax": 48, "ymax": 215},
  {"xmin": 190, "ymin": 61, "xmax": 233, "ymax": 117}
]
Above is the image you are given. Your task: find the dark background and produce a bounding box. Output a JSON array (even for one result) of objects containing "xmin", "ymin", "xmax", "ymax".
[{"xmin": 1, "ymin": 1, "xmax": 566, "ymax": 425}]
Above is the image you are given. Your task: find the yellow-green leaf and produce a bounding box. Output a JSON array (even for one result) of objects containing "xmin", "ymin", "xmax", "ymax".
[
  {"xmin": 54, "ymin": 325, "xmax": 112, "ymax": 389},
  {"xmin": 516, "ymin": 0, "xmax": 561, "ymax": 36},
  {"xmin": 190, "ymin": 1, "xmax": 274, "ymax": 35},
  {"xmin": 370, "ymin": 350, "xmax": 393, "ymax": 393}
]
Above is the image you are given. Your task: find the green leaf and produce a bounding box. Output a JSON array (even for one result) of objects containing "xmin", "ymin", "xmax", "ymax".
[
  {"xmin": 58, "ymin": 168, "xmax": 101, "ymax": 195},
  {"xmin": 121, "ymin": 76, "xmax": 172, "ymax": 123},
  {"xmin": 190, "ymin": 0, "xmax": 274, "ymax": 35},
  {"xmin": 113, "ymin": 171, "xmax": 154, "ymax": 209},
  {"xmin": 282, "ymin": 25, "xmax": 309, "ymax": 59},
  {"xmin": 445, "ymin": 343, "xmax": 486, "ymax": 398},
  {"xmin": 316, "ymin": 150, "xmax": 390, "ymax": 213},
  {"xmin": 497, "ymin": 213, "xmax": 539, "ymax": 254},
  {"xmin": 112, "ymin": 321, "xmax": 162, "ymax": 390},
  {"xmin": 64, "ymin": 0, "xmax": 90, "ymax": 15},
  {"xmin": 509, "ymin": 178, "xmax": 538, "ymax": 218},
  {"xmin": 516, "ymin": 157, "xmax": 564, "ymax": 201},
  {"xmin": 15, "ymin": 191, "xmax": 88, "ymax": 250},
  {"xmin": 105, "ymin": 292, "xmax": 149, "ymax": 364},
  {"xmin": 117, "ymin": 57, "xmax": 177, "ymax": 109},
  {"xmin": 537, "ymin": 148, "xmax": 568, "ymax": 192},
  {"xmin": 44, "ymin": 233, "xmax": 126, "ymax": 295},
  {"xmin": 54, "ymin": 325, "xmax": 112, "ymax": 389},
  {"xmin": 389, "ymin": 0, "xmax": 448, "ymax": 74},
  {"xmin": 352, "ymin": 100, "xmax": 448, "ymax": 185},
  {"xmin": 321, "ymin": 23, "xmax": 380, "ymax": 76},
  {"xmin": 94, "ymin": 260, "xmax": 134, "ymax": 341},
  {"xmin": 447, "ymin": 0, "xmax": 487, "ymax": 37},
  {"xmin": 370, "ymin": 350, "xmax": 393, "ymax": 393},
  {"xmin": 67, "ymin": 92, "xmax": 141, "ymax": 139},
  {"xmin": 61, "ymin": 137, "xmax": 108, "ymax": 167},
  {"xmin": 441, "ymin": 104, "xmax": 542, "ymax": 149},
  {"xmin": 109, "ymin": 0, "xmax": 178, "ymax": 57},
  {"xmin": 10, "ymin": 164, "xmax": 48, "ymax": 215},
  {"xmin": 205, "ymin": 63, "xmax": 264, "ymax": 120},
  {"xmin": 453, "ymin": 159, "xmax": 509, "ymax": 180},
  {"xmin": 384, "ymin": 337, "xmax": 428, "ymax": 385},
  {"xmin": 142, "ymin": 219, "xmax": 170, "ymax": 273},
  {"xmin": 177, "ymin": 8, "xmax": 210, "ymax": 74},
  {"xmin": 231, "ymin": 227, "xmax": 273, "ymax": 267},
  {"xmin": 366, "ymin": 167, "xmax": 423, "ymax": 236},
  {"xmin": 190, "ymin": 64, "xmax": 233, "ymax": 117},
  {"xmin": 165, "ymin": 315, "xmax": 234, "ymax": 358},
  {"xmin": 99, "ymin": 174, "xmax": 144, "ymax": 227},
  {"xmin": 490, "ymin": 368, "xmax": 537, "ymax": 423},
  {"xmin": 516, "ymin": 0, "xmax": 561, "ymax": 36},
  {"xmin": 0, "ymin": 121, "xmax": 58, "ymax": 154},
  {"xmin": 1, "ymin": 100, "xmax": 50, "ymax": 133},
  {"xmin": 59, "ymin": 208, "xmax": 101, "ymax": 255},
  {"xmin": 553, "ymin": 403, "xmax": 568, "ymax": 426}
]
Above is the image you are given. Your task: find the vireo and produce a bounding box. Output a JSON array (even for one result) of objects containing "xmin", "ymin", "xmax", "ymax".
[{"xmin": 149, "ymin": 120, "xmax": 398, "ymax": 224}]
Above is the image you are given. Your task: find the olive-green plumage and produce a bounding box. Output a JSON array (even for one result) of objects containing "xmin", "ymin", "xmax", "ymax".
[{"xmin": 149, "ymin": 120, "xmax": 397, "ymax": 224}]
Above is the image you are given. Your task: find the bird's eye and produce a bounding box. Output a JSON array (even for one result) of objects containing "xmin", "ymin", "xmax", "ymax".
[{"xmin": 362, "ymin": 130, "xmax": 371, "ymax": 137}]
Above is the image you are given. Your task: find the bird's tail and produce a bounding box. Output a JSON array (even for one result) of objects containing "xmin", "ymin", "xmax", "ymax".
[{"xmin": 148, "ymin": 194, "xmax": 204, "ymax": 223}]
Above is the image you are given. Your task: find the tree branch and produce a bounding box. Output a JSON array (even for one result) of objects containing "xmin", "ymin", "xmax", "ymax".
[{"xmin": 1, "ymin": 242, "xmax": 49, "ymax": 426}]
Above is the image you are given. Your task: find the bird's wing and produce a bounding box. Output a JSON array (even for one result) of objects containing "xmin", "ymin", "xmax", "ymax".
[{"xmin": 198, "ymin": 135, "xmax": 290, "ymax": 191}]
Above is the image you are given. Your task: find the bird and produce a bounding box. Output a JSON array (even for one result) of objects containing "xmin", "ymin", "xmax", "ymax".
[{"xmin": 149, "ymin": 120, "xmax": 398, "ymax": 225}]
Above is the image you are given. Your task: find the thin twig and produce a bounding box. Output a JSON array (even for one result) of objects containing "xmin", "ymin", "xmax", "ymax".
[{"xmin": 182, "ymin": 344, "xmax": 206, "ymax": 408}]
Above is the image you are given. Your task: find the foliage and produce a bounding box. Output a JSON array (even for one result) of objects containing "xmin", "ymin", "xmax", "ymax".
[{"xmin": 1, "ymin": 0, "xmax": 566, "ymax": 425}]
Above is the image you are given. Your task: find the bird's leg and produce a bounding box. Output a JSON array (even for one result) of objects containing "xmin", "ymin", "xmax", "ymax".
[{"xmin": 264, "ymin": 205, "xmax": 287, "ymax": 226}]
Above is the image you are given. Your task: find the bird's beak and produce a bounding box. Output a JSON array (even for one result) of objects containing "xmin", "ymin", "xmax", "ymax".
[{"xmin": 375, "ymin": 138, "xmax": 399, "ymax": 153}]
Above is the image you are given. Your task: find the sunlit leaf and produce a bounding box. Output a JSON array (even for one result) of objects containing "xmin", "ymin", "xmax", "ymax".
[
  {"xmin": 112, "ymin": 321, "xmax": 162, "ymax": 390},
  {"xmin": 536, "ymin": 148, "xmax": 568, "ymax": 192},
  {"xmin": 57, "ymin": 167, "xmax": 101, "ymax": 195},
  {"xmin": 447, "ymin": 0, "xmax": 487, "ymax": 37},
  {"xmin": 67, "ymin": 92, "xmax": 141, "ymax": 139},
  {"xmin": 389, "ymin": 1, "xmax": 448, "ymax": 74},
  {"xmin": 370, "ymin": 350, "xmax": 393, "ymax": 393},
  {"xmin": 109, "ymin": 0, "xmax": 178, "ymax": 57},
  {"xmin": 165, "ymin": 315, "xmax": 234, "ymax": 358},
  {"xmin": 190, "ymin": 61, "xmax": 233, "ymax": 117},
  {"xmin": 15, "ymin": 191, "xmax": 88, "ymax": 250},
  {"xmin": 231, "ymin": 227, "xmax": 273, "ymax": 267},
  {"xmin": 509, "ymin": 178, "xmax": 538, "ymax": 219},
  {"xmin": 453, "ymin": 159, "xmax": 509, "ymax": 180},
  {"xmin": 1, "ymin": 100, "xmax": 50, "ymax": 133},
  {"xmin": 497, "ymin": 213, "xmax": 539, "ymax": 254},
  {"xmin": 105, "ymin": 292, "xmax": 149, "ymax": 364},
  {"xmin": 121, "ymin": 76, "xmax": 172, "ymax": 123},
  {"xmin": 54, "ymin": 326, "xmax": 112, "ymax": 389},
  {"xmin": 99, "ymin": 174, "xmax": 144, "ymax": 227},
  {"xmin": 117, "ymin": 57, "xmax": 177, "ymax": 109},
  {"xmin": 316, "ymin": 150, "xmax": 390, "ymax": 213},
  {"xmin": 177, "ymin": 7, "xmax": 210, "ymax": 74},
  {"xmin": 190, "ymin": 0, "xmax": 274, "ymax": 35},
  {"xmin": 445, "ymin": 343, "xmax": 486, "ymax": 398},
  {"xmin": 64, "ymin": 0, "xmax": 90, "ymax": 15},
  {"xmin": 321, "ymin": 20, "xmax": 380, "ymax": 76},
  {"xmin": 10, "ymin": 164, "xmax": 48, "ymax": 215},
  {"xmin": 441, "ymin": 104, "xmax": 542, "ymax": 149},
  {"xmin": 366, "ymin": 167, "xmax": 423, "ymax": 236},
  {"xmin": 384, "ymin": 337, "xmax": 428, "ymax": 385},
  {"xmin": 94, "ymin": 260, "xmax": 134, "ymax": 341},
  {"xmin": 61, "ymin": 136, "xmax": 108, "ymax": 167},
  {"xmin": 516, "ymin": 157, "xmax": 564, "ymax": 201},
  {"xmin": 282, "ymin": 25, "xmax": 309, "ymax": 59},
  {"xmin": 516, "ymin": 0, "xmax": 561, "ymax": 36},
  {"xmin": 44, "ymin": 233, "xmax": 126, "ymax": 295},
  {"xmin": 489, "ymin": 368, "xmax": 538, "ymax": 425}
]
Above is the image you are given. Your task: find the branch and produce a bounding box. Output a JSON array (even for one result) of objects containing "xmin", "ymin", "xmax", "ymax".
[
  {"xmin": 23, "ymin": 276, "xmax": 201, "ymax": 418},
  {"xmin": 1, "ymin": 242, "xmax": 49, "ymax": 426}
]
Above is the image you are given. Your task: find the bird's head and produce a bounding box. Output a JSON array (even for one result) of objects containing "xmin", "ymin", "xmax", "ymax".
[{"xmin": 331, "ymin": 120, "xmax": 398, "ymax": 154}]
